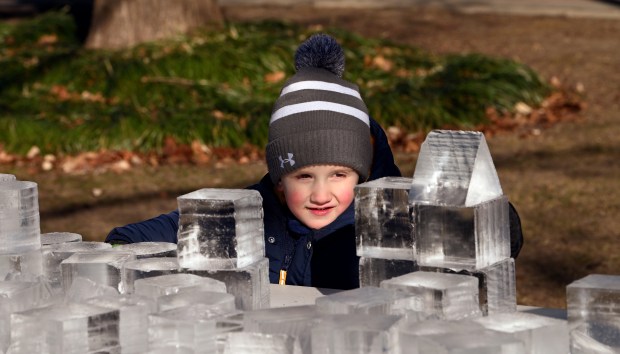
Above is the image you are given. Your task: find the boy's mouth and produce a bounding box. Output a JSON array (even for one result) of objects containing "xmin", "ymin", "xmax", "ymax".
[{"xmin": 308, "ymin": 206, "xmax": 333, "ymax": 216}]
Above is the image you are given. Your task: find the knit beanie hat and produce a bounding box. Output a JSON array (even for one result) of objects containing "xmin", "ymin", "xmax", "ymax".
[{"xmin": 266, "ymin": 34, "xmax": 372, "ymax": 184}]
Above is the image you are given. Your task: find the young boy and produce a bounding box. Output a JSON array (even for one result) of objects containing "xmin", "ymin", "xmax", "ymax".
[{"xmin": 106, "ymin": 34, "xmax": 523, "ymax": 289}]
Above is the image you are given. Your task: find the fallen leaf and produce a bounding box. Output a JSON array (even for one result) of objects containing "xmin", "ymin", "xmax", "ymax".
[{"xmin": 264, "ymin": 71, "xmax": 286, "ymax": 83}]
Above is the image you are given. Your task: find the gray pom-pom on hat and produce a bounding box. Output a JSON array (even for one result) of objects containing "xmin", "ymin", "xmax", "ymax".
[
  {"xmin": 294, "ymin": 33, "xmax": 345, "ymax": 77},
  {"xmin": 266, "ymin": 34, "xmax": 372, "ymax": 184}
]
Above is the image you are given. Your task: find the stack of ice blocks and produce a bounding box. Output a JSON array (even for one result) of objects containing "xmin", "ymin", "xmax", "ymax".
[
  {"xmin": 355, "ymin": 177, "xmax": 418, "ymax": 287},
  {"xmin": 174, "ymin": 188, "xmax": 270, "ymax": 310},
  {"xmin": 567, "ymin": 274, "xmax": 620, "ymax": 353},
  {"xmin": 356, "ymin": 130, "xmax": 516, "ymax": 316},
  {"xmin": 408, "ymin": 130, "xmax": 516, "ymax": 315},
  {"xmin": 0, "ymin": 177, "xmax": 43, "ymax": 281}
]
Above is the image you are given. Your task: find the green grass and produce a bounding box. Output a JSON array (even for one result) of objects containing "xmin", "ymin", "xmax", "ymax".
[{"xmin": 0, "ymin": 10, "xmax": 551, "ymax": 156}]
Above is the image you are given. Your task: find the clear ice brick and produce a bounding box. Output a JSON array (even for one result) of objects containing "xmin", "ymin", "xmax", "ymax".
[
  {"xmin": 412, "ymin": 195, "xmax": 510, "ymax": 269},
  {"xmin": 409, "ymin": 129, "xmax": 503, "ymax": 207},
  {"xmin": 176, "ymin": 188, "xmax": 265, "ymax": 270},
  {"xmin": 415, "ymin": 328, "xmax": 526, "ymax": 353},
  {"xmin": 567, "ymin": 274, "xmax": 620, "ymax": 352},
  {"xmin": 244, "ymin": 305, "xmax": 322, "ymax": 354},
  {"xmin": 148, "ymin": 303, "xmax": 228, "ymax": 353},
  {"xmin": 112, "ymin": 241, "xmax": 177, "ymax": 258},
  {"xmin": 157, "ymin": 289, "xmax": 236, "ymax": 312},
  {"xmin": 43, "ymin": 241, "xmax": 112, "ymax": 290},
  {"xmin": 40, "ymin": 232, "xmax": 83, "ymax": 246},
  {"xmin": 222, "ymin": 332, "xmax": 301, "ymax": 354},
  {"xmin": 122, "ymin": 257, "xmax": 270, "ymax": 311},
  {"xmin": 471, "ymin": 312, "xmax": 569, "ymax": 354},
  {"xmin": 380, "ymin": 271, "xmax": 482, "ymax": 320},
  {"xmin": 133, "ymin": 273, "xmax": 227, "ymax": 298},
  {"xmin": 355, "ymin": 177, "xmax": 415, "ymax": 260},
  {"xmin": 315, "ymin": 286, "xmax": 415, "ymax": 315},
  {"xmin": 0, "ymin": 248, "xmax": 43, "ymax": 281},
  {"xmin": 358, "ymin": 257, "xmax": 418, "ymax": 288},
  {"xmin": 0, "ymin": 180, "xmax": 41, "ymax": 254},
  {"xmin": 60, "ymin": 251, "xmax": 136, "ymax": 293},
  {"xmin": 419, "ymin": 257, "xmax": 517, "ymax": 315},
  {"xmin": 64, "ymin": 276, "xmax": 120, "ymax": 302},
  {"xmin": 185, "ymin": 257, "xmax": 270, "ymax": 311},
  {"xmin": 0, "ymin": 174, "xmax": 16, "ymax": 182},
  {"xmin": 0, "ymin": 281, "xmax": 53, "ymax": 353},
  {"xmin": 311, "ymin": 313, "xmax": 401, "ymax": 354},
  {"xmin": 397, "ymin": 318, "xmax": 485, "ymax": 354},
  {"xmin": 9, "ymin": 302, "xmax": 120, "ymax": 354},
  {"xmin": 121, "ymin": 256, "xmax": 181, "ymax": 294},
  {"xmin": 85, "ymin": 294, "xmax": 157, "ymax": 354}
]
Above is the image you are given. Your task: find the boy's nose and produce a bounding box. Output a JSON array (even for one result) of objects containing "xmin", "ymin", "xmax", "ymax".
[{"xmin": 310, "ymin": 183, "xmax": 331, "ymax": 205}]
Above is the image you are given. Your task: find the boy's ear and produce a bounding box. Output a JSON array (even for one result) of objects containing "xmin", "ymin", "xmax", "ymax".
[{"xmin": 275, "ymin": 180, "xmax": 284, "ymax": 192}]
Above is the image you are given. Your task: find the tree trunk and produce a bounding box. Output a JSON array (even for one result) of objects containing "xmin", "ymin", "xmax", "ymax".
[{"xmin": 85, "ymin": 0, "xmax": 223, "ymax": 49}]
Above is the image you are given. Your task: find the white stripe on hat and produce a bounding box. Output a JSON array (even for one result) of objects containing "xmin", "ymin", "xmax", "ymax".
[
  {"xmin": 280, "ymin": 80, "xmax": 362, "ymax": 99},
  {"xmin": 270, "ymin": 101, "xmax": 370, "ymax": 126}
]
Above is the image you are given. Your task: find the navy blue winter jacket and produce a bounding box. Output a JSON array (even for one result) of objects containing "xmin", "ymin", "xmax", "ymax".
[{"xmin": 105, "ymin": 119, "xmax": 524, "ymax": 289}]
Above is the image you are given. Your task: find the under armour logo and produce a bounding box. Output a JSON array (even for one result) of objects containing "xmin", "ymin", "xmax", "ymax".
[{"xmin": 279, "ymin": 153, "xmax": 295, "ymax": 168}]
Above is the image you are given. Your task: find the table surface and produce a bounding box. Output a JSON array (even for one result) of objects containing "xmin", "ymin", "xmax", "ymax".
[{"xmin": 268, "ymin": 284, "xmax": 567, "ymax": 320}]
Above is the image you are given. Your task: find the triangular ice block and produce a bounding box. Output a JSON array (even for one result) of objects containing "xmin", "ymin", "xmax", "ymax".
[{"xmin": 410, "ymin": 130, "xmax": 503, "ymax": 206}]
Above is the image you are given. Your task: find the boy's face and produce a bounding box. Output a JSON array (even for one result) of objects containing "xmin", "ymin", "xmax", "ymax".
[{"xmin": 277, "ymin": 164, "xmax": 359, "ymax": 230}]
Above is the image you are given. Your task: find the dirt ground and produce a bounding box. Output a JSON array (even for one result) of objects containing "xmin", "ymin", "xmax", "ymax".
[{"xmin": 11, "ymin": 5, "xmax": 620, "ymax": 309}]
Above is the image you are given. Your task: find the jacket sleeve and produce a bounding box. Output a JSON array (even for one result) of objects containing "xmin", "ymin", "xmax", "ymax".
[
  {"xmin": 105, "ymin": 210, "xmax": 180, "ymax": 244},
  {"xmin": 508, "ymin": 202, "xmax": 524, "ymax": 259}
]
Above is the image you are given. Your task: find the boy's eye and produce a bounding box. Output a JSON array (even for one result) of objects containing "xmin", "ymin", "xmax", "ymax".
[{"xmin": 296, "ymin": 173, "xmax": 312, "ymax": 180}]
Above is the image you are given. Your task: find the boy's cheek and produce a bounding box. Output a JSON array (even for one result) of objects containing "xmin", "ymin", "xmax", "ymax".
[
  {"xmin": 340, "ymin": 190, "xmax": 355, "ymax": 206},
  {"xmin": 284, "ymin": 189, "xmax": 306, "ymax": 207}
]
